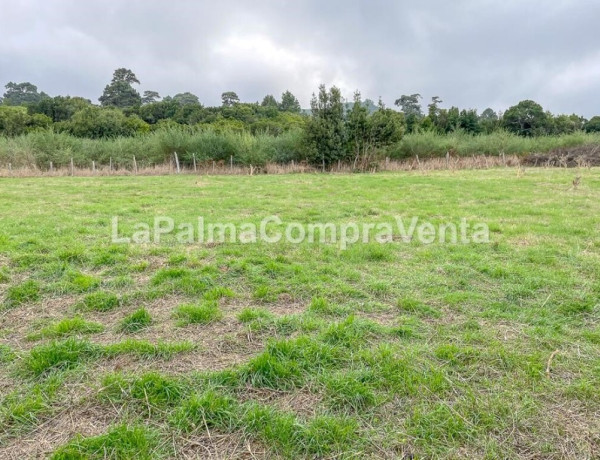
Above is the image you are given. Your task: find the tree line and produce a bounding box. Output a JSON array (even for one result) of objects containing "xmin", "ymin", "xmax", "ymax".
[{"xmin": 1, "ymin": 68, "xmax": 600, "ymax": 167}]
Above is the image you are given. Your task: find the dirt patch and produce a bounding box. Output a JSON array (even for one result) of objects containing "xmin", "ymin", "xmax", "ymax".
[
  {"xmin": 172, "ymin": 432, "xmax": 270, "ymax": 459},
  {"xmin": 523, "ymin": 144, "xmax": 600, "ymax": 167},
  {"xmin": 236, "ymin": 386, "xmax": 322, "ymax": 419},
  {"xmin": 0, "ymin": 398, "xmax": 119, "ymax": 459}
]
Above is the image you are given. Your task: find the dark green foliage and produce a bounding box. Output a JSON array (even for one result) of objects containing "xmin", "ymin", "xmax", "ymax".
[
  {"xmin": 503, "ymin": 100, "xmax": 547, "ymax": 136},
  {"xmin": 221, "ymin": 91, "xmax": 240, "ymax": 107},
  {"xmin": 1, "ymin": 75, "xmax": 598, "ymax": 169},
  {"xmin": 585, "ymin": 116, "xmax": 600, "ymax": 133},
  {"xmin": 32, "ymin": 96, "xmax": 91, "ymax": 122},
  {"xmin": 395, "ymin": 93, "xmax": 423, "ymax": 133},
  {"xmin": 0, "ymin": 106, "xmax": 51, "ymax": 136},
  {"xmin": 305, "ymin": 85, "xmax": 347, "ymax": 166},
  {"xmin": 279, "ymin": 90, "xmax": 301, "ymax": 113},
  {"xmin": 61, "ymin": 106, "xmax": 148, "ymax": 138},
  {"xmin": 172, "ymin": 92, "xmax": 200, "ymax": 106},
  {"xmin": 98, "ymin": 68, "xmax": 141, "ymax": 108},
  {"xmin": 3, "ymin": 81, "xmax": 48, "ymax": 106}
]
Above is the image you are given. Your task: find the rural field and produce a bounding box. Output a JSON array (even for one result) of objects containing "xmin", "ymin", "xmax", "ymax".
[{"xmin": 0, "ymin": 168, "xmax": 599, "ymax": 459}]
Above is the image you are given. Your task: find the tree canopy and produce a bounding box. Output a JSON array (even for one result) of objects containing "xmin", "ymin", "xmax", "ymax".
[{"xmin": 99, "ymin": 69, "xmax": 141, "ymax": 108}]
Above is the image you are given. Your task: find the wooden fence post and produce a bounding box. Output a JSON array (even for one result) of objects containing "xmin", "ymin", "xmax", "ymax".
[
  {"xmin": 109, "ymin": 157, "xmax": 112, "ymax": 174},
  {"xmin": 230, "ymin": 155, "xmax": 233, "ymax": 171},
  {"xmin": 70, "ymin": 158, "xmax": 74, "ymax": 176},
  {"xmin": 192, "ymin": 153, "xmax": 197, "ymax": 172},
  {"xmin": 133, "ymin": 156, "xmax": 138, "ymax": 175},
  {"xmin": 174, "ymin": 152, "xmax": 180, "ymax": 174},
  {"xmin": 92, "ymin": 161, "xmax": 96, "ymax": 174},
  {"xmin": 50, "ymin": 161, "xmax": 53, "ymax": 173}
]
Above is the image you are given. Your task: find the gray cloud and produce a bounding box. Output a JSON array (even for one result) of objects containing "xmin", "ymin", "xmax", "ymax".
[{"xmin": 1, "ymin": 0, "xmax": 599, "ymax": 116}]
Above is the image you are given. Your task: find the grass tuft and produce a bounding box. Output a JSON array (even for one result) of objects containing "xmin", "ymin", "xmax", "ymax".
[
  {"xmin": 100, "ymin": 372, "xmax": 185, "ymax": 408},
  {"xmin": 174, "ymin": 302, "xmax": 222, "ymax": 326},
  {"xmin": 4, "ymin": 280, "xmax": 40, "ymax": 308},
  {"xmin": 118, "ymin": 308, "xmax": 152, "ymax": 333},
  {"xmin": 51, "ymin": 424, "xmax": 164, "ymax": 460},
  {"xmin": 237, "ymin": 307, "xmax": 274, "ymax": 323},
  {"xmin": 78, "ymin": 291, "xmax": 121, "ymax": 312},
  {"xmin": 171, "ymin": 389, "xmax": 238, "ymax": 432},
  {"xmin": 23, "ymin": 338, "xmax": 101, "ymax": 377},
  {"xmin": 0, "ymin": 343, "xmax": 16, "ymax": 363},
  {"xmin": 28, "ymin": 316, "xmax": 104, "ymax": 340},
  {"xmin": 322, "ymin": 371, "xmax": 378, "ymax": 412}
]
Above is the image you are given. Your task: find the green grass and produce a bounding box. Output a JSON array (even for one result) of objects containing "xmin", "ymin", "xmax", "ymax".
[
  {"xmin": 28, "ymin": 316, "xmax": 104, "ymax": 340},
  {"xmin": 22, "ymin": 338, "xmax": 102, "ymax": 377},
  {"xmin": 3, "ymin": 280, "xmax": 40, "ymax": 308},
  {"xmin": 1, "ymin": 376, "xmax": 63, "ymax": 431},
  {"xmin": 51, "ymin": 424, "xmax": 165, "ymax": 459},
  {"xmin": 78, "ymin": 291, "xmax": 121, "ymax": 312},
  {"xmin": 100, "ymin": 372, "xmax": 186, "ymax": 408},
  {"xmin": 1, "ymin": 169, "xmax": 599, "ymax": 458},
  {"xmin": 0, "ymin": 344, "xmax": 16, "ymax": 363},
  {"xmin": 173, "ymin": 302, "xmax": 223, "ymax": 326},
  {"xmin": 21, "ymin": 339, "xmax": 194, "ymax": 377},
  {"xmin": 3, "ymin": 127, "xmax": 600, "ymax": 170},
  {"xmin": 118, "ymin": 308, "xmax": 152, "ymax": 333}
]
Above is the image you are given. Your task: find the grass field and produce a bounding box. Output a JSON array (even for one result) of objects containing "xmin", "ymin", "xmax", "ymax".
[{"xmin": 0, "ymin": 168, "xmax": 599, "ymax": 459}]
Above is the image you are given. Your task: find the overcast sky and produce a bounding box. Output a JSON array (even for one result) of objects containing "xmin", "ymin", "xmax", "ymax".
[{"xmin": 2, "ymin": 0, "xmax": 599, "ymax": 116}]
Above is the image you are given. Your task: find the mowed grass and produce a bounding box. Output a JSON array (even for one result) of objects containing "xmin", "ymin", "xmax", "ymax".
[{"xmin": 0, "ymin": 169, "xmax": 599, "ymax": 458}]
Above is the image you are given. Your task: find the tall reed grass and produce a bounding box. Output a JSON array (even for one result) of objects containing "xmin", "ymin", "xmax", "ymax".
[
  {"xmin": 390, "ymin": 130, "xmax": 600, "ymax": 159},
  {"xmin": 1, "ymin": 126, "xmax": 599, "ymax": 169}
]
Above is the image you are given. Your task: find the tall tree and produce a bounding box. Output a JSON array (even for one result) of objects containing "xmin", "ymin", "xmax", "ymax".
[
  {"xmin": 584, "ymin": 116, "xmax": 600, "ymax": 133},
  {"xmin": 172, "ymin": 92, "xmax": 200, "ymax": 105},
  {"xmin": 221, "ymin": 91, "xmax": 240, "ymax": 107},
  {"xmin": 99, "ymin": 69, "xmax": 142, "ymax": 108},
  {"xmin": 458, "ymin": 109, "xmax": 480, "ymax": 134},
  {"xmin": 394, "ymin": 94, "xmax": 423, "ymax": 116},
  {"xmin": 503, "ymin": 100, "xmax": 547, "ymax": 136},
  {"xmin": 347, "ymin": 90, "xmax": 369, "ymax": 166},
  {"xmin": 32, "ymin": 96, "xmax": 91, "ymax": 122},
  {"xmin": 427, "ymin": 96, "xmax": 443, "ymax": 127},
  {"xmin": 261, "ymin": 94, "xmax": 279, "ymax": 108},
  {"xmin": 305, "ymin": 85, "xmax": 347, "ymax": 167},
  {"xmin": 479, "ymin": 108, "xmax": 499, "ymax": 134},
  {"xmin": 3, "ymin": 82, "xmax": 48, "ymax": 106},
  {"xmin": 394, "ymin": 93, "xmax": 422, "ymax": 132},
  {"xmin": 111, "ymin": 68, "xmax": 140, "ymax": 85},
  {"xmin": 279, "ymin": 90, "xmax": 301, "ymax": 113},
  {"xmin": 142, "ymin": 91, "xmax": 160, "ymax": 104}
]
